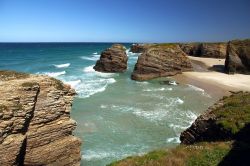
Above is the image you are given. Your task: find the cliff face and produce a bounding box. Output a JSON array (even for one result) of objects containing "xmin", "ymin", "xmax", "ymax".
[
  {"xmin": 94, "ymin": 44, "xmax": 128, "ymax": 73},
  {"xmin": 180, "ymin": 43, "xmax": 227, "ymax": 58},
  {"xmin": 131, "ymin": 44, "xmax": 193, "ymax": 81},
  {"xmin": 225, "ymin": 39, "xmax": 250, "ymax": 74},
  {"xmin": 0, "ymin": 71, "xmax": 81, "ymax": 166},
  {"xmin": 180, "ymin": 91, "xmax": 250, "ymax": 144}
]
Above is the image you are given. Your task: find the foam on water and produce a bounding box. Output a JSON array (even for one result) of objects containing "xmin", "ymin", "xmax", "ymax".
[
  {"xmin": 166, "ymin": 137, "xmax": 181, "ymax": 143},
  {"xmin": 83, "ymin": 65, "xmax": 95, "ymax": 73},
  {"xmin": 143, "ymin": 87, "xmax": 173, "ymax": 92},
  {"xmin": 39, "ymin": 71, "xmax": 66, "ymax": 77},
  {"xmin": 53, "ymin": 63, "xmax": 70, "ymax": 68},
  {"xmin": 81, "ymin": 54, "xmax": 100, "ymax": 61},
  {"xmin": 65, "ymin": 80, "xmax": 81, "ymax": 88}
]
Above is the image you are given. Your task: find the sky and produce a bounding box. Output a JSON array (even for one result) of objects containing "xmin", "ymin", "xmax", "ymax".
[{"xmin": 0, "ymin": 0, "xmax": 250, "ymax": 43}]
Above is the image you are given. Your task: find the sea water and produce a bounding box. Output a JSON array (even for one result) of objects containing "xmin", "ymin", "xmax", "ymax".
[{"xmin": 0, "ymin": 43, "xmax": 217, "ymax": 166}]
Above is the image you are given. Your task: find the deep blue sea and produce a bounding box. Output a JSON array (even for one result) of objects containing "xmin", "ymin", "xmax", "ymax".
[{"xmin": 0, "ymin": 43, "xmax": 217, "ymax": 166}]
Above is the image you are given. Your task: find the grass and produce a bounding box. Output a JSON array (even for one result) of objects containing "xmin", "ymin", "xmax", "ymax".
[
  {"xmin": 0, "ymin": 70, "xmax": 29, "ymax": 81},
  {"xmin": 215, "ymin": 92, "xmax": 250, "ymax": 135},
  {"xmin": 50, "ymin": 77, "xmax": 65, "ymax": 90},
  {"xmin": 21, "ymin": 82, "xmax": 39, "ymax": 88},
  {"xmin": 108, "ymin": 142, "xmax": 231, "ymax": 166}
]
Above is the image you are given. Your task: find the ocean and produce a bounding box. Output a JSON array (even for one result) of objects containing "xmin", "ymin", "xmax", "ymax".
[{"xmin": 0, "ymin": 43, "xmax": 216, "ymax": 166}]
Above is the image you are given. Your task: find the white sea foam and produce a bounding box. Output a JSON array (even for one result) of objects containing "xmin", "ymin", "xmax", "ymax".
[
  {"xmin": 95, "ymin": 72, "xmax": 118, "ymax": 78},
  {"xmin": 83, "ymin": 149, "xmax": 144, "ymax": 161},
  {"xmin": 83, "ymin": 65, "xmax": 95, "ymax": 73},
  {"xmin": 53, "ymin": 63, "xmax": 70, "ymax": 68},
  {"xmin": 65, "ymin": 80, "xmax": 81, "ymax": 88},
  {"xmin": 41, "ymin": 71, "xmax": 66, "ymax": 77},
  {"xmin": 168, "ymin": 81, "xmax": 178, "ymax": 86},
  {"xmin": 80, "ymin": 54, "xmax": 100, "ymax": 61},
  {"xmin": 188, "ymin": 84, "xmax": 211, "ymax": 98},
  {"xmin": 166, "ymin": 137, "xmax": 181, "ymax": 143},
  {"xmin": 143, "ymin": 87, "xmax": 172, "ymax": 92},
  {"xmin": 93, "ymin": 52, "xmax": 98, "ymax": 55},
  {"xmin": 176, "ymin": 98, "xmax": 184, "ymax": 104}
]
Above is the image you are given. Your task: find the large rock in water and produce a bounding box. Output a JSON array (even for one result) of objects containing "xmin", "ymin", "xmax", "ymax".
[
  {"xmin": 131, "ymin": 44, "xmax": 193, "ymax": 81},
  {"xmin": 0, "ymin": 71, "xmax": 81, "ymax": 166},
  {"xmin": 180, "ymin": 43, "xmax": 227, "ymax": 58},
  {"xmin": 225, "ymin": 39, "xmax": 250, "ymax": 74},
  {"xmin": 94, "ymin": 44, "xmax": 128, "ymax": 72}
]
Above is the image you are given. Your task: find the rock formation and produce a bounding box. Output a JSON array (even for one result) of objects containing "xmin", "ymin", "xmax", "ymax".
[
  {"xmin": 0, "ymin": 70, "xmax": 81, "ymax": 166},
  {"xmin": 225, "ymin": 39, "xmax": 250, "ymax": 74},
  {"xmin": 131, "ymin": 44, "xmax": 193, "ymax": 81},
  {"xmin": 180, "ymin": 43, "xmax": 227, "ymax": 58},
  {"xmin": 180, "ymin": 91, "xmax": 250, "ymax": 144},
  {"xmin": 129, "ymin": 44, "xmax": 150, "ymax": 53},
  {"xmin": 94, "ymin": 44, "xmax": 128, "ymax": 72}
]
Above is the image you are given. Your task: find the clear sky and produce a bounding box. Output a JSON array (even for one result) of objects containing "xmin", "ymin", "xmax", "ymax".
[{"xmin": 0, "ymin": 0, "xmax": 250, "ymax": 43}]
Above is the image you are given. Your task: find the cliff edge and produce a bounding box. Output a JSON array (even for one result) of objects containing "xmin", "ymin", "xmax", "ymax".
[{"xmin": 0, "ymin": 70, "xmax": 81, "ymax": 166}]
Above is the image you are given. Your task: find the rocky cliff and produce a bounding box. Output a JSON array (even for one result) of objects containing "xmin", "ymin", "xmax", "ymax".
[
  {"xmin": 131, "ymin": 44, "xmax": 193, "ymax": 81},
  {"xmin": 130, "ymin": 44, "xmax": 152, "ymax": 53},
  {"xmin": 180, "ymin": 91, "xmax": 250, "ymax": 144},
  {"xmin": 0, "ymin": 71, "xmax": 81, "ymax": 166},
  {"xmin": 94, "ymin": 44, "xmax": 128, "ymax": 72},
  {"xmin": 180, "ymin": 43, "xmax": 227, "ymax": 58},
  {"xmin": 225, "ymin": 39, "xmax": 250, "ymax": 74}
]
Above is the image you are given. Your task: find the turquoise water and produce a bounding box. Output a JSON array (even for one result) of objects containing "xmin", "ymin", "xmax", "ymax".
[{"xmin": 0, "ymin": 43, "xmax": 217, "ymax": 166}]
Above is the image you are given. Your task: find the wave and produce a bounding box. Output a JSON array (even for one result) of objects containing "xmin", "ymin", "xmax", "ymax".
[
  {"xmin": 188, "ymin": 84, "xmax": 211, "ymax": 98},
  {"xmin": 65, "ymin": 80, "xmax": 81, "ymax": 88},
  {"xmin": 93, "ymin": 52, "xmax": 98, "ymax": 55},
  {"xmin": 53, "ymin": 63, "xmax": 70, "ymax": 68},
  {"xmin": 39, "ymin": 71, "xmax": 66, "ymax": 77},
  {"xmin": 83, "ymin": 65, "xmax": 95, "ymax": 73},
  {"xmin": 143, "ymin": 87, "xmax": 172, "ymax": 92},
  {"xmin": 166, "ymin": 137, "xmax": 180, "ymax": 143},
  {"xmin": 81, "ymin": 54, "xmax": 100, "ymax": 61}
]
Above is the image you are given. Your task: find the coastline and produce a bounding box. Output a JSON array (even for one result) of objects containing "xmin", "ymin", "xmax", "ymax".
[{"xmin": 173, "ymin": 56, "xmax": 250, "ymax": 99}]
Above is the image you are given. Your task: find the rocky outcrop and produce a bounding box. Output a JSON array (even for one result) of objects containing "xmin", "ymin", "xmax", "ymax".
[
  {"xmin": 130, "ymin": 44, "xmax": 151, "ymax": 53},
  {"xmin": 180, "ymin": 91, "xmax": 250, "ymax": 144},
  {"xmin": 131, "ymin": 44, "xmax": 193, "ymax": 81},
  {"xmin": 94, "ymin": 44, "xmax": 128, "ymax": 72},
  {"xmin": 0, "ymin": 71, "xmax": 81, "ymax": 165},
  {"xmin": 180, "ymin": 43, "xmax": 227, "ymax": 58},
  {"xmin": 225, "ymin": 39, "xmax": 250, "ymax": 74}
]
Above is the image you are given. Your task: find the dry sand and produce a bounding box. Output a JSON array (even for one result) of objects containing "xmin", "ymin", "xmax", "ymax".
[{"xmin": 173, "ymin": 56, "xmax": 250, "ymax": 98}]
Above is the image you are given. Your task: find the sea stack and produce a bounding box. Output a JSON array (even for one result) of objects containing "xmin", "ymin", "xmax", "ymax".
[
  {"xmin": 94, "ymin": 44, "xmax": 128, "ymax": 72},
  {"xmin": 0, "ymin": 71, "xmax": 81, "ymax": 166},
  {"xmin": 131, "ymin": 44, "xmax": 193, "ymax": 81},
  {"xmin": 225, "ymin": 39, "xmax": 250, "ymax": 74}
]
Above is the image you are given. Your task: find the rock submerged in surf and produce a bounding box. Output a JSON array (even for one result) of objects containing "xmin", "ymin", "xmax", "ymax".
[{"xmin": 94, "ymin": 44, "xmax": 128, "ymax": 73}]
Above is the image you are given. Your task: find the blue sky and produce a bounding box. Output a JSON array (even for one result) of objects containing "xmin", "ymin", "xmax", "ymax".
[{"xmin": 0, "ymin": 0, "xmax": 250, "ymax": 42}]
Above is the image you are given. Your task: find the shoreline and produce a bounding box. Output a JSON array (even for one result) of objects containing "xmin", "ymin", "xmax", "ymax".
[{"xmin": 173, "ymin": 56, "xmax": 250, "ymax": 99}]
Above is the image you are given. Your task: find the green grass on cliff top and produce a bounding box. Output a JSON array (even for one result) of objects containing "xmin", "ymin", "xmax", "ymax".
[
  {"xmin": 216, "ymin": 92, "xmax": 250, "ymax": 135},
  {"xmin": 108, "ymin": 142, "xmax": 231, "ymax": 166}
]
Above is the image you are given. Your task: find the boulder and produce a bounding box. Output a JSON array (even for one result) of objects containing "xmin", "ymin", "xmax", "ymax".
[
  {"xmin": 94, "ymin": 44, "xmax": 128, "ymax": 72},
  {"xmin": 225, "ymin": 39, "xmax": 250, "ymax": 74},
  {"xmin": 0, "ymin": 71, "xmax": 81, "ymax": 166},
  {"xmin": 131, "ymin": 44, "xmax": 193, "ymax": 81}
]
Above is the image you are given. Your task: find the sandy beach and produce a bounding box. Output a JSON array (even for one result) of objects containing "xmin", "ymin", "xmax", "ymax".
[{"xmin": 174, "ymin": 56, "xmax": 250, "ymax": 98}]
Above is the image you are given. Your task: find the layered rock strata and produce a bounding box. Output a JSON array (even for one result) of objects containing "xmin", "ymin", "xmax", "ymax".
[
  {"xmin": 0, "ymin": 70, "xmax": 81, "ymax": 166},
  {"xmin": 180, "ymin": 43, "xmax": 227, "ymax": 58},
  {"xmin": 94, "ymin": 44, "xmax": 128, "ymax": 72},
  {"xmin": 131, "ymin": 44, "xmax": 193, "ymax": 81},
  {"xmin": 225, "ymin": 39, "xmax": 250, "ymax": 74}
]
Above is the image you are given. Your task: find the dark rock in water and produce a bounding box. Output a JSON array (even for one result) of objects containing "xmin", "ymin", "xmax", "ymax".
[
  {"xmin": 94, "ymin": 44, "xmax": 128, "ymax": 72},
  {"xmin": 0, "ymin": 71, "xmax": 81, "ymax": 165},
  {"xmin": 180, "ymin": 43, "xmax": 227, "ymax": 58},
  {"xmin": 131, "ymin": 44, "xmax": 193, "ymax": 81},
  {"xmin": 225, "ymin": 39, "xmax": 250, "ymax": 74},
  {"xmin": 180, "ymin": 92, "xmax": 250, "ymax": 144}
]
